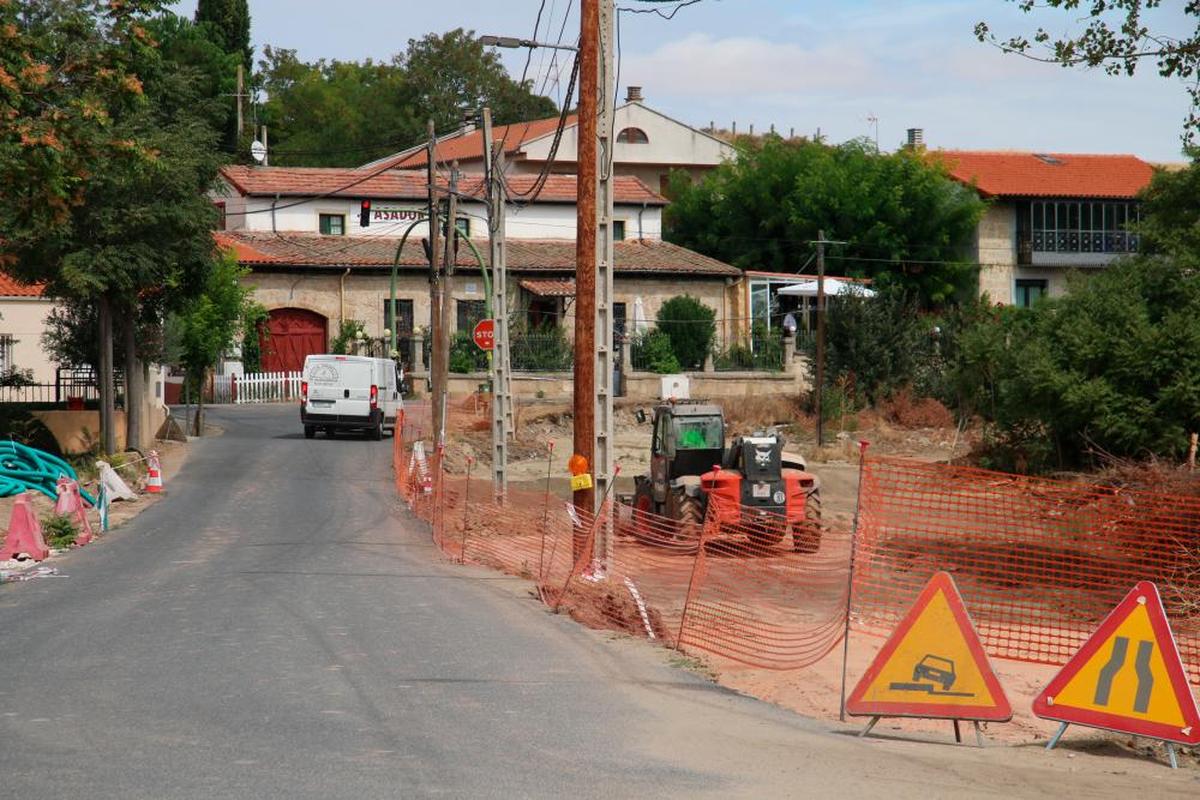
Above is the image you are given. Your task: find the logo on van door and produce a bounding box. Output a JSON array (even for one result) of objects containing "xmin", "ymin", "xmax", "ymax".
[{"xmin": 310, "ymin": 363, "xmax": 340, "ymax": 384}]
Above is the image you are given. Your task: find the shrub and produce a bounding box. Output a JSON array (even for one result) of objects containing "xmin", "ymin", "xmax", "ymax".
[
  {"xmin": 449, "ymin": 331, "xmax": 489, "ymax": 373},
  {"xmin": 510, "ymin": 324, "xmax": 572, "ymax": 371},
  {"xmin": 240, "ymin": 302, "xmax": 270, "ymax": 372},
  {"xmin": 330, "ymin": 319, "xmax": 367, "ymax": 355},
  {"xmin": 948, "ymin": 256, "xmax": 1200, "ymax": 471},
  {"xmin": 655, "ymin": 295, "xmax": 716, "ymax": 370},
  {"xmin": 807, "ymin": 288, "xmax": 928, "ymax": 406},
  {"xmin": 636, "ymin": 330, "xmax": 682, "ymax": 374},
  {"xmin": 43, "ymin": 515, "xmax": 77, "ymax": 549}
]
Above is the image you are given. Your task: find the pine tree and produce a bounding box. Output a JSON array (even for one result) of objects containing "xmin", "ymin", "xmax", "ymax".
[{"xmin": 195, "ymin": 0, "xmax": 251, "ymax": 71}]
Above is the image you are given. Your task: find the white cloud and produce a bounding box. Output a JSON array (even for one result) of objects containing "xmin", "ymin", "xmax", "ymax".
[{"xmin": 621, "ymin": 33, "xmax": 876, "ymax": 96}]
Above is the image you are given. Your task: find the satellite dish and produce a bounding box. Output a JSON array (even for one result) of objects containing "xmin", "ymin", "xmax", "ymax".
[{"xmin": 250, "ymin": 140, "xmax": 267, "ymax": 163}]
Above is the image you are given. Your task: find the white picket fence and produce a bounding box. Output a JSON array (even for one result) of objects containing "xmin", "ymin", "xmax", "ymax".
[{"xmin": 212, "ymin": 371, "xmax": 302, "ymax": 405}]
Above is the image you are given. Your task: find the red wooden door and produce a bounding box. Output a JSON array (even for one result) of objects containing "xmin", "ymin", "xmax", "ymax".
[{"xmin": 260, "ymin": 308, "xmax": 327, "ymax": 373}]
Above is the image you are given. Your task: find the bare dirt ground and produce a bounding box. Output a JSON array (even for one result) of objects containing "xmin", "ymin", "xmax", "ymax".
[{"xmin": 434, "ymin": 395, "xmax": 1200, "ymax": 771}]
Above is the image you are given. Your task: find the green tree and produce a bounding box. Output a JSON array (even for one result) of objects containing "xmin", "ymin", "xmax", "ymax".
[
  {"xmin": 665, "ymin": 138, "xmax": 986, "ymax": 307},
  {"xmin": 259, "ymin": 29, "xmax": 558, "ymax": 168},
  {"xmin": 148, "ymin": 13, "xmax": 239, "ymax": 149},
  {"xmin": 169, "ymin": 253, "xmax": 255, "ymax": 436},
  {"xmin": 1138, "ymin": 156, "xmax": 1200, "ymax": 256},
  {"xmin": 812, "ymin": 289, "xmax": 928, "ymax": 407},
  {"xmin": 949, "ymin": 257, "xmax": 1200, "ymax": 472},
  {"xmin": 1, "ymin": 2, "xmax": 225, "ymax": 450},
  {"xmin": 655, "ymin": 295, "xmax": 716, "ymax": 370},
  {"xmin": 976, "ymin": 2, "xmax": 1200, "ymax": 146},
  {"xmin": 194, "ymin": 0, "xmax": 251, "ymax": 72}
]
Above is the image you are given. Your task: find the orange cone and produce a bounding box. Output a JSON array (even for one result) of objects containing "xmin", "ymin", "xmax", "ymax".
[{"xmin": 146, "ymin": 451, "xmax": 163, "ymax": 494}]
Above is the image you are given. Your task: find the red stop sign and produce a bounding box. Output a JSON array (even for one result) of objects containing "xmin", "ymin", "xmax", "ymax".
[{"xmin": 472, "ymin": 318, "xmax": 495, "ymax": 351}]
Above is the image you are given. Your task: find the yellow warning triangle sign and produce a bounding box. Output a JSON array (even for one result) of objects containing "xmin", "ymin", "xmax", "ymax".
[
  {"xmin": 1033, "ymin": 581, "xmax": 1200, "ymax": 745},
  {"xmin": 847, "ymin": 571, "xmax": 1012, "ymax": 721}
]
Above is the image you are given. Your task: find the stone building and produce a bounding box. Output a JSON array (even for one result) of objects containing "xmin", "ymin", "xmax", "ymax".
[
  {"xmin": 938, "ymin": 151, "xmax": 1155, "ymax": 305},
  {"xmin": 213, "ymin": 165, "xmax": 741, "ymax": 373},
  {"xmin": 362, "ymin": 87, "xmax": 736, "ymax": 194}
]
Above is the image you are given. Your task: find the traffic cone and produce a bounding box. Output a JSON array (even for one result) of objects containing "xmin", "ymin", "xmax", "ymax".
[
  {"xmin": 0, "ymin": 492, "xmax": 49, "ymax": 561},
  {"xmin": 54, "ymin": 477, "xmax": 93, "ymax": 546},
  {"xmin": 146, "ymin": 451, "xmax": 163, "ymax": 494}
]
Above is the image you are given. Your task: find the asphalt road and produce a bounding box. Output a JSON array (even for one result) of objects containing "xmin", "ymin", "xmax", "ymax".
[{"xmin": 0, "ymin": 405, "xmax": 1194, "ymax": 799}]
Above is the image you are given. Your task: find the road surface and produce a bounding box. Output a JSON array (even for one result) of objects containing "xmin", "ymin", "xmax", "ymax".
[{"xmin": 0, "ymin": 405, "xmax": 1193, "ymax": 798}]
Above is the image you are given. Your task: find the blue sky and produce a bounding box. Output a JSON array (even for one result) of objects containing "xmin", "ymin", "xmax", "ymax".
[{"xmin": 170, "ymin": 0, "xmax": 1191, "ymax": 161}]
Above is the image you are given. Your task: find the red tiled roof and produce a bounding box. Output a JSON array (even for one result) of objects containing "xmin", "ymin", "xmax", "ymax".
[
  {"xmin": 218, "ymin": 166, "xmax": 665, "ymax": 205},
  {"xmin": 520, "ymin": 279, "xmax": 576, "ymax": 297},
  {"xmin": 0, "ymin": 274, "xmax": 45, "ymax": 297},
  {"xmin": 372, "ymin": 114, "xmax": 577, "ymax": 169},
  {"xmin": 935, "ymin": 151, "xmax": 1155, "ymax": 199},
  {"xmin": 215, "ymin": 232, "xmax": 739, "ymax": 277}
]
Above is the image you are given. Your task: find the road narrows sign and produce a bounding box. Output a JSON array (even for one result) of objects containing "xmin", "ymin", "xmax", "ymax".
[
  {"xmin": 847, "ymin": 571, "xmax": 1012, "ymax": 722},
  {"xmin": 1032, "ymin": 581, "xmax": 1200, "ymax": 746},
  {"xmin": 472, "ymin": 318, "xmax": 495, "ymax": 351}
]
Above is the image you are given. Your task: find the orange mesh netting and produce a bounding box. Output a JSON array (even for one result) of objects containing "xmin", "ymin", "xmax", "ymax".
[
  {"xmin": 852, "ymin": 456, "xmax": 1200, "ymax": 683},
  {"xmin": 395, "ymin": 407, "xmax": 1200, "ymax": 682},
  {"xmin": 394, "ymin": 406, "xmax": 850, "ymax": 669}
]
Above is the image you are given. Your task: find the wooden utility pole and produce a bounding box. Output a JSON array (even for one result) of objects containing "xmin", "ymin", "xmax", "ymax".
[
  {"xmin": 574, "ymin": 0, "xmax": 599, "ymax": 522},
  {"xmin": 260, "ymin": 125, "xmax": 269, "ymax": 166},
  {"xmin": 481, "ymin": 108, "xmax": 511, "ymax": 495},
  {"xmin": 815, "ymin": 231, "xmax": 826, "ymax": 448},
  {"xmin": 236, "ymin": 64, "xmax": 245, "ymax": 138},
  {"xmin": 426, "ymin": 121, "xmax": 444, "ymax": 447},
  {"xmin": 438, "ymin": 164, "xmax": 460, "ymax": 450}
]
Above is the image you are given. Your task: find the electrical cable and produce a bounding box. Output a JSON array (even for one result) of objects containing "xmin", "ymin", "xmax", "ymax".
[
  {"xmin": 219, "ymin": 121, "xmax": 472, "ymax": 218},
  {"xmin": 620, "ymin": 0, "xmax": 706, "ymax": 20}
]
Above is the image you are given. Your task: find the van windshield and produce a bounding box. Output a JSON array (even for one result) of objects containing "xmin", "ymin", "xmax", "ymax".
[{"xmin": 675, "ymin": 416, "xmax": 722, "ymax": 450}]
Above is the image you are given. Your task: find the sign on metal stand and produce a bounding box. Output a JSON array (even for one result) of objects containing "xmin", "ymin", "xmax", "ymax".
[
  {"xmin": 846, "ymin": 571, "xmax": 1012, "ymax": 745},
  {"xmin": 1033, "ymin": 581, "xmax": 1200, "ymax": 768}
]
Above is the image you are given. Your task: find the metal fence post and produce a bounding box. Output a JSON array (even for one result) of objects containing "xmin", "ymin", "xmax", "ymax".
[{"xmin": 839, "ymin": 441, "xmax": 870, "ymax": 722}]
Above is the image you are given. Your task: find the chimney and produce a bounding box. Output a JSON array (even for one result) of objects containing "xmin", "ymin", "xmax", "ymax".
[
  {"xmin": 626, "ymin": 85, "xmax": 643, "ymax": 103},
  {"xmin": 461, "ymin": 110, "xmax": 476, "ymax": 135},
  {"xmin": 906, "ymin": 128, "xmax": 924, "ymax": 149}
]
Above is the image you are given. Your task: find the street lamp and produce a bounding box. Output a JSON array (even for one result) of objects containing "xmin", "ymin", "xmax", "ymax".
[{"xmin": 479, "ymin": 34, "xmax": 579, "ymax": 52}]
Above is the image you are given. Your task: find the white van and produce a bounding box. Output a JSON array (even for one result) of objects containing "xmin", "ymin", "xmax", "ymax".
[{"xmin": 300, "ymin": 354, "xmax": 402, "ymax": 440}]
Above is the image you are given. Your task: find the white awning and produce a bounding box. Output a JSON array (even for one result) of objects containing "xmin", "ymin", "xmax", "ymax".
[{"xmin": 777, "ymin": 278, "xmax": 876, "ymax": 298}]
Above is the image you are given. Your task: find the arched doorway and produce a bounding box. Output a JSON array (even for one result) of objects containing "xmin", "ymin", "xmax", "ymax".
[{"xmin": 260, "ymin": 308, "xmax": 328, "ymax": 373}]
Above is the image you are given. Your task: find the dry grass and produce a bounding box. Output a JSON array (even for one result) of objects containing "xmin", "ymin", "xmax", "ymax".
[{"xmin": 875, "ymin": 388, "xmax": 955, "ymax": 428}]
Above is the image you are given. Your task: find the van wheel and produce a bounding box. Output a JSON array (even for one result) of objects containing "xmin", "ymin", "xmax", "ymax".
[
  {"xmin": 304, "ymin": 425, "xmax": 315, "ymax": 440},
  {"xmin": 370, "ymin": 421, "xmax": 383, "ymax": 441}
]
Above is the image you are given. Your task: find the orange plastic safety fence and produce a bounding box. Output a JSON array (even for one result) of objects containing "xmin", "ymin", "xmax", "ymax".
[
  {"xmin": 852, "ymin": 456, "xmax": 1200, "ymax": 683},
  {"xmin": 394, "ymin": 409, "xmax": 853, "ymax": 670},
  {"xmin": 672, "ymin": 495, "xmax": 852, "ymax": 669}
]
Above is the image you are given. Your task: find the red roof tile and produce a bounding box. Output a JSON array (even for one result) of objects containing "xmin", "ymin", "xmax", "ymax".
[
  {"xmin": 519, "ymin": 279, "xmax": 576, "ymax": 297},
  {"xmin": 216, "ymin": 232, "xmax": 739, "ymax": 277},
  {"xmin": 0, "ymin": 274, "xmax": 45, "ymax": 297},
  {"xmin": 372, "ymin": 114, "xmax": 577, "ymax": 169},
  {"xmin": 218, "ymin": 166, "xmax": 665, "ymax": 205},
  {"xmin": 936, "ymin": 151, "xmax": 1155, "ymax": 199}
]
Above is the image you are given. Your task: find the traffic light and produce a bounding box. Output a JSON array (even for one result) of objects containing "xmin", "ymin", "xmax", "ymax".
[{"xmin": 359, "ymin": 199, "xmax": 371, "ymax": 227}]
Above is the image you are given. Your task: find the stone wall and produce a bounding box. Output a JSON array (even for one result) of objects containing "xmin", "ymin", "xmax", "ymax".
[
  {"xmin": 976, "ymin": 202, "xmax": 1016, "ymax": 304},
  {"xmin": 243, "ymin": 269, "xmax": 737, "ymax": 352}
]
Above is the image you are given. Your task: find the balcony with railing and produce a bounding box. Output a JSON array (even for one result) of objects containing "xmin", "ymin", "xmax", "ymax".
[{"xmin": 1016, "ymin": 199, "xmax": 1140, "ymax": 267}]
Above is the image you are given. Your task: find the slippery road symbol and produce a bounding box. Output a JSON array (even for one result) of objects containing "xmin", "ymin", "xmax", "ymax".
[{"xmin": 888, "ymin": 654, "xmax": 976, "ymax": 697}]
